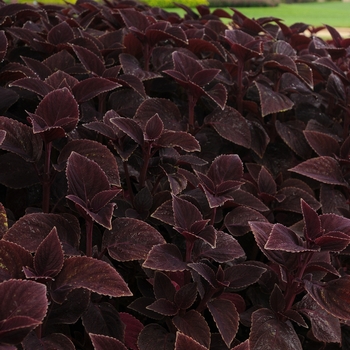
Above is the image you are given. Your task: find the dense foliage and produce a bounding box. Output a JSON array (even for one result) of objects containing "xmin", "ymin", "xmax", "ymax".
[{"xmin": 1, "ymin": 0, "xmax": 350, "ymax": 349}]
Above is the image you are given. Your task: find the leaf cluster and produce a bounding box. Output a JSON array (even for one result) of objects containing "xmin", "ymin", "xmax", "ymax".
[{"xmin": 1, "ymin": 0, "xmax": 350, "ymax": 349}]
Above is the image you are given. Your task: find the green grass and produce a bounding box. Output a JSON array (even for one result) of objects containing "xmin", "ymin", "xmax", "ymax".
[{"xmin": 165, "ymin": 2, "xmax": 350, "ymax": 28}]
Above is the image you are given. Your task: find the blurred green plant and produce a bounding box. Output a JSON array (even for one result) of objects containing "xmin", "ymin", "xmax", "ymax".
[{"xmin": 142, "ymin": 0, "xmax": 209, "ymax": 8}]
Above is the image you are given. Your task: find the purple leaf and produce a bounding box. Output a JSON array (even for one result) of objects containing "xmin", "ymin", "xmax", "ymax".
[
  {"xmin": 320, "ymin": 183, "xmax": 349, "ymax": 215},
  {"xmin": 156, "ymin": 131, "xmax": 200, "ymax": 152},
  {"xmin": 32, "ymin": 227, "xmax": 64, "ymax": 278},
  {"xmin": 82, "ymin": 302, "xmax": 125, "ymax": 341},
  {"xmin": 119, "ymin": 8, "xmax": 150, "ymax": 33},
  {"xmin": 0, "ymin": 241, "xmax": 32, "ymax": 282},
  {"xmin": 119, "ymin": 312, "xmax": 144, "ymax": 350},
  {"xmin": 3, "ymin": 213, "xmax": 80, "ymax": 255},
  {"xmin": 51, "ymin": 256, "xmax": 132, "ymax": 303},
  {"xmin": 102, "ymin": 217, "xmax": 165, "ymax": 261},
  {"xmin": 72, "ymin": 44, "xmax": 105, "ymax": 76},
  {"xmin": 289, "ymin": 156, "xmax": 347, "ymax": 186},
  {"xmin": 22, "ymin": 332, "xmax": 76, "ymax": 350},
  {"xmin": 66, "ymin": 152, "xmax": 119, "ymax": 228},
  {"xmin": 151, "ymin": 199, "xmax": 175, "ymax": 226},
  {"xmin": 254, "ymin": 82, "xmax": 294, "ymax": 117},
  {"xmin": 28, "ymin": 88, "xmax": 79, "ymax": 142},
  {"xmin": 45, "ymin": 70, "xmax": 79, "ymax": 90},
  {"xmin": 296, "ymin": 295, "xmax": 341, "ymax": 344},
  {"xmin": 0, "ymin": 116, "xmax": 42, "ymax": 162},
  {"xmin": 173, "ymin": 195, "xmax": 202, "ymax": 232},
  {"xmin": 90, "ymin": 333, "xmax": 127, "ymax": 350},
  {"xmin": 204, "ymin": 83, "xmax": 227, "ymax": 110},
  {"xmin": 192, "ymin": 231, "xmax": 246, "ymax": 263},
  {"xmin": 142, "ymin": 244, "xmax": 187, "ymax": 272},
  {"xmin": 57, "ymin": 139, "xmax": 120, "ymax": 186},
  {"xmin": 137, "ymin": 324, "xmax": 175, "ymax": 350},
  {"xmin": 304, "ymin": 129, "xmax": 340, "ymax": 157},
  {"xmin": 47, "ymin": 21, "xmax": 74, "ymax": 45},
  {"xmin": 0, "ymin": 279, "xmax": 48, "ymax": 345},
  {"xmin": 110, "ymin": 116, "xmax": 144, "ymax": 145},
  {"xmin": 188, "ymin": 262, "xmax": 218, "ymax": 287},
  {"xmin": 208, "ymin": 154, "xmax": 243, "ymax": 184},
  {"xmin": 0, "ymin": 30, "xmax": 8, "ymax": 62},
  {"xmin": 128, "ymin": 297, "xmax": 164, "ymax": 320},
  {"xmin": 224, "ymin": 264, "xmax": 266, "ymax": 290},
  {"xmin": 72, "ymin": 77, "xmax": 120, "ymax": 103},
  {"xmin": 174, "ymin": 283, "xmax": 197, "ymax": 310},
  {"xmin": 172, "ymin": 310, "xmax": 210, "ymax": 348},
  {"xmin": 301, "ymin": 199, "xmax": 321, "ymax": 241},
  {"xmin": 207, "ymin": 298, "xmax": 239, "ymax": 348},
  {"xmin": 250, "ymin": 308, "xmax": 303, "ymax": 350},
  {"xmin": 265, "ymin": 223, "xmax": 317, "ymax": 253},
  {"xmin": 153, "ymin": 271, "xmax": 176, "ymax": 301},
  {"xmin": 145, "ymin": 114, "xmax": 164, "ymax": 141},
  {"xmin": 231, "ymin": 340, "xmax": 250, "ymax": 350},
  {"xmin": 304, "ymin": 277, "xmax": 350, "ymax": 320},
  {"xmin": 147, "ymin": 299, "xmax": 178, "ymax": 316},
  {"xmin": 10, "ymin": 77, "xmax": 54, "ymax": 97},
  {"xmin": 174, "ymin": 332, "xmax": 208, "ymax": 350},
  {"xmin": 204, "ymin": 106, "xmax": 251, "ymax": 148},
  {"xmin": 225, "ymin": 206, "xmax": 268, "ymax": 237},
  {"xmin": 320, "ymin": 213, "xmax": 350, "ymax": 235}
]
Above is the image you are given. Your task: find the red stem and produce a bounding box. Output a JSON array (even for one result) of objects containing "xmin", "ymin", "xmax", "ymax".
[
  {"xmin": 85, "ymin": 217, "xmax": 94, "ymax": 258},
  {"xmin": 42, "ymin": 141, "xmax": 52, "ymax": 213}
]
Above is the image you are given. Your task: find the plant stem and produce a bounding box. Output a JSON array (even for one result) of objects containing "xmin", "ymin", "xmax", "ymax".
[
  {"xmin": 42, "ymin": 141, "xmax": 52, "ymax": 213},
  {"xmin": 85, "ymin": 217, "xmax": 94, "ymax": 258}
]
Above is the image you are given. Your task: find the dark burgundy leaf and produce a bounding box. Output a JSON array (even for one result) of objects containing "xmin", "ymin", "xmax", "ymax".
[
  {"xmin": 250, "ymin": 308, "xmax": 302, "ymax": 350},
  {"xmin": 147, "ymin": 299, "xmax": 178, "ymax": 316},
  {"xmin": 320, "ymin": 184, "xmax": 349, "ymax": 215},
  {"xmin": 22, "ymin": 332, "xmax": 76, "ymax": 350},
  {"xmin": 207, "ymin": 299, "xmax": 239, "ymax": 348},
  {"xmin": 156, "ymin": 131, "xmax": 200, "ymax": 152},
  {"xmin": 103, "ymin": 218, "xmax": 165, "ymax": 262},
  {"xmin": 319, "ymin": 213, "xmax": 350, "ymax": 235},
  {"xmin": 20, "ymin": 56, "xmax": 52, "ymax": 80},
  {"xmin": 230, "ymin": 189, "xmax": 269, "ymax": 212},
  {"xmin": 66, "ymin": 152, "xmax": 119, "ymax": 228},
  {"xmin": 301, "ymin": 199, "xmax": 321, "ymax": 241},
  {"xmin": 275, "ymin": 120, "xmax": 312, "ymax": 159},
  {"xmin": 225, "ymin": 207, "xmax": 268, "ymax": 237},
  {"xmin": 231, "ymin": 340, "xmax": 250, "ymax": 350},
  {"xmin": 57, "ymin": 139, "xmax": 120, "ymax": 186},
  {"xmin": 90, "ymin": 333, "xmax": 127, "ymax": 350},
  {"xmin": 51, "ymin": 256, "xmax": 132, "ymax": 303},
  {"xmin": 225, "ymin": 264, "xmax": 266, "ymax": 290},
  {"xmin": 117, "ymin": 74, "xmax": 147, "ymax": 98},
  {"xmin": 28, "ymin": 88, "xmax": 79, "ymax": 142},
  {"xmin": 0, "ymin": 153, "xmax": 40, "ymax": 189},
  {"xmin": 275, "ymin": 187, "xmax": 321, "ymax": 213},
  {"xmin": 48, "ymin": 289, "xmax": 90, "ymax": 325},
  {"xmin": 119, "ymin": 8, "xmax": 150, "ymax": 33},
  {"xmin": 269, "ymin": 284, "xmax": 285, "ymax": 313},
  {"xmin": 192, "ymin": 231, "xmax": 245, "ymax": 263},
  {"xmin": 172, "ymin": 310, "xmax": 210, "ymax": 348},
  {"xmin": 304, "ymin": 130, "xmax": 340, "ymax": 157},
  {"xmin": 137, "ymin": 324, "xmax": 175, "ymax": 350},
  {"xmin": 0, "ymin": 116, "xmax": 42, "ymax": 162},
  {"xmin": 110, "ymin": 116, "xmax": 144, "ymax": 145},
  {"xmin": 45, "ymin": 70, "xmax": 79, "ymax": 90},
  {"xmin": 153, "ymin": 271, "xmax": 176, "ymax": 301},
  {"xmin": 204, "ymin": 106, "xmax": 251, "ymax": 148},
  {"xmin": 174, "ymin": 283, "xmax": 197, "ymax": 310},
  {"xmin": 254, "ymin": 82, "xmax": 294, "ymax": 117},
  {"xmin": 0, "ymin": 30, "xmax": 7, "ymax": 62},
  {"xmin": 72, "ymin": 77, "xmax": 120, "ymax": 103},
  {"xmin": 72, "ymin": 44, "xmax": 105, "ymax": 76},
  {"xmin": 47, "ymin": 21, "xmax": 74, "ymax": 46},
  {"xmin": 142, "ymin": 244, "xmax": 187, "ymax": 272},
  {"xmin": 304, "ymin": 277, "xmax": 350, "ymax": 320},
  {"xmin": 10, "ymin": 77, "xmax": 54, "ymax": 97},
  {"xmin": 119, "ymin": 312, "xmax": 144, "ymax": 350},
  {"xmin": 207, "ymin": 154, "xmax": 243, "ymax": 185},
  {"xmin": 289, "ymin": 156, "xmax": 347, "ymax": 186},
  {"xmin": 128, "ymin": 297, "xmax": 164, "ymax": 320},
  {"xmin": 33, "ymin": 227, "xmax": 64, "ymax": 278},
  {"xmin": 82, "ymin": 302, "xmax": 125, "ymax": 341},
  {"xmin": 188, "ymin": 262, "xmax": 217, "ymax": 287},
  {"xmin": 144, "ymin": 114, "xmax": 164, "ymax": 141},
  {"xmin": 151, "ymin": 199, "xmax": 175, "ymax": 226},
  {"xmin": 265, "ymin": 223, "xmax": 316, "ymax": 253},
  {"xmin": 3, "ymin": 213, "xmax": 80, "ymax": 255},
  {"xmin": 204, "ymin": 83, "xmax": 227, "ymax": 110},
  {"xmin": 296, "ymin": 294, "xmax": 341, "ymax": 344},
  {"xmin": 134, "ymin": 98, "xmax": 183, "ymax": 131},
  {"xmin": 0, "ymin": 240, "xmax": 32, "ymax": 282},
  {"xmin": 0, "ymin": 279, "xmax": 47, "ymax": 344},
  {"xmin": 258, "ymin": 166, "xmax": 276, "ymax": 195},
  {"xmin": 174, "ymin": 332, "xmax": 208, "ymax": 350},
  {"xmin": 173, "ymin": 195, "xmax": 202, "ymax": 232}
]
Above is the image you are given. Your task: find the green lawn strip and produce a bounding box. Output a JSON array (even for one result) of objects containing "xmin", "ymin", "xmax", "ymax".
[{"xmin": 164, "ymin": 2, "xmax": 350, "ymax": 28}]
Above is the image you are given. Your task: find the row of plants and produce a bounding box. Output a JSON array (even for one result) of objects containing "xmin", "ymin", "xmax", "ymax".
[{"xmin": 0, "ymin": 0, "xmax": 350, "ymax": 349}]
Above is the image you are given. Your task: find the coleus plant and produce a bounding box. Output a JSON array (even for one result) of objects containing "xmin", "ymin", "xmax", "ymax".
[{"xmin": 1, "ymin": 0, "xmax": 350, "ymax": 349}]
